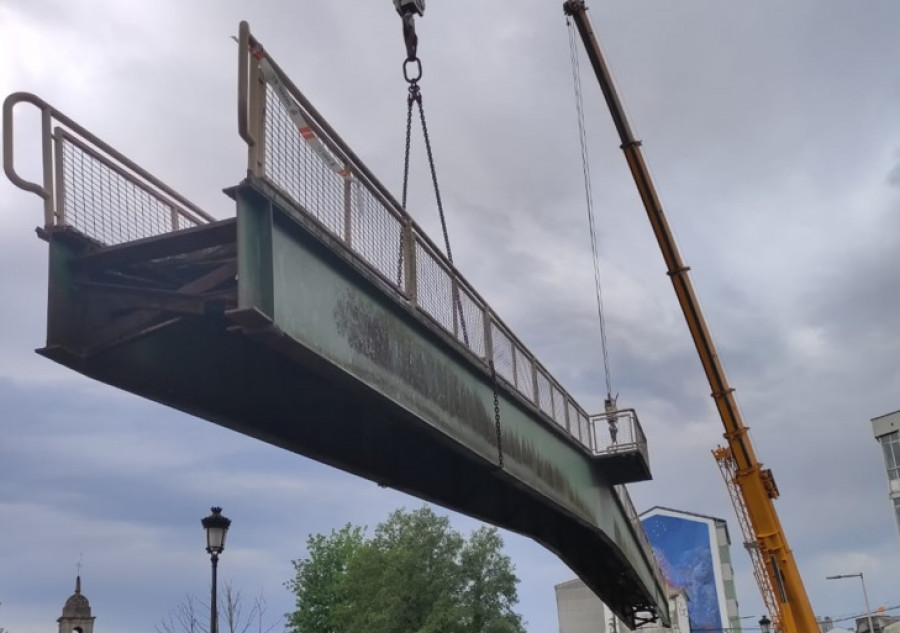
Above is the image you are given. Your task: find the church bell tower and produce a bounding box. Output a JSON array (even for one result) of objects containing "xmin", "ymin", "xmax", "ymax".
[{"xmin": 58, "ymin": 576, "xmax": 95, "ymax": 633}]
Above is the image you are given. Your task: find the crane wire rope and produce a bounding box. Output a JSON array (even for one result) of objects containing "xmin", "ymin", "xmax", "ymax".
[{"xmin": 567, "ymin": 17, "xmax": 614, "ymax": 402}]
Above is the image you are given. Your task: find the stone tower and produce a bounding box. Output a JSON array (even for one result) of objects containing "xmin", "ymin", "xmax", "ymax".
[{"xmin": 57, "ymin": 577, "xmax": 95, "ymax": 633}]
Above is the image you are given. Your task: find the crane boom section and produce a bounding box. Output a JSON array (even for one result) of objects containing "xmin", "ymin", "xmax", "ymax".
[{"xmin": 561, "ymin": 3, "xmax": 818, "ymax": 632}]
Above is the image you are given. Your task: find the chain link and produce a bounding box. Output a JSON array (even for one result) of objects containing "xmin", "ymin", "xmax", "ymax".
[
  {"xmin": 396, "ymin": 36, "xmax": 495, "ymax": 468},
  {"xmin": 395, "ymin": 59, "xmax": 470, "ymax": 347},
  {"xmin": 396, "ymin": 88, "xmax": 417, "ymax": 287},
  {"xmin": 489, "ymin": 360, "xmax": 503, "ymax": 469},
  {"xmin": 402, "ymin": 86, "xmax": 416, "ymax": 209},
  {"xmin": 414, "ymin": 95, "xmax": 451, "ymax": 266},
  {"xmin": 414, "ymin": 91, "xmax": 470, "ymax": 346}
]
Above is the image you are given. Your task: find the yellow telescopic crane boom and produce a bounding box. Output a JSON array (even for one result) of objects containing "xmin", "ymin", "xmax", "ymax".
[{"xmin": 561, "ymin": 3, "xmax": 818, "ymax": 632}]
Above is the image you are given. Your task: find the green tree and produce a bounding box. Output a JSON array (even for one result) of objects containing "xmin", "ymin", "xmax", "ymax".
[
  {"xmin": 458, "ymin": 527, "xmax": 523, "ymax": 633},
  {"xmin": 285, "ymin": 524, "xmax": 366, "ymax": 633},
  {"xmin": 286, "ymin": 507, "xmax": 526, "ymax": 633}
]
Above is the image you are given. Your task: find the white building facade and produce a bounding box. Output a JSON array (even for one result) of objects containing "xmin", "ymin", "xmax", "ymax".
[
  {"xmin": 555, "ymin": 578, "xmax": 690, "ymax": 633},
  {"xmin": 871, "ymin": 410, "xmax": 900, "ymax": 538}
]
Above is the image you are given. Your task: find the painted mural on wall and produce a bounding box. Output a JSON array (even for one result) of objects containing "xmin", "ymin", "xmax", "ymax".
[{"xmin": 641, "ymin": 513, "xmax": 724, "ymax": 633}]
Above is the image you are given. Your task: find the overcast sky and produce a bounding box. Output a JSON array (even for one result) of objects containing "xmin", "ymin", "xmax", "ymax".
[{"xmin": 2, "ymin": 1, "xmax": 899, "ymax": 632}]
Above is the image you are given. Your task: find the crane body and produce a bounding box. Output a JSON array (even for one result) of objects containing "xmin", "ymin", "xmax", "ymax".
[{"xmin": 561, "ymin": 2, "xmax": 818, "ymax": 631}]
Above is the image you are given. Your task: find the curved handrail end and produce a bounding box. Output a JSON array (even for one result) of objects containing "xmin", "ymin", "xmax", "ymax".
[{"xmin": 3, "ymin": 91, "xmax": 51, "ymax": 199}]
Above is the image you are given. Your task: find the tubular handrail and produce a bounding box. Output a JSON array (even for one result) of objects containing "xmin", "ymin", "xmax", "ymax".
[
  {"xmin": 616, "ymin": 484, "xmax": 666, "ymax": 594},
  {"xmin": 237, "ymin": 22, "xmax": 253, "ymax": 147},
  {"xmin": 3, "ymin": 91, "xmax": 215, "ymax": 229},
  {"xmin": 590, "ymin": 408, "xmax": 648, "ymax": 455}
]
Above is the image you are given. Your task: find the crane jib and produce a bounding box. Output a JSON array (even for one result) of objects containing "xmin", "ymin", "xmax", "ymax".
[{"xmin": 562, "ymin": 2, "xmax": 819, "ymax": 632}]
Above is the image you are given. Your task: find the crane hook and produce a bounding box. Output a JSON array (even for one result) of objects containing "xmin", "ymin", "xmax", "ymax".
[{"xmin": 394, "ymin": 0, "xmax": 425, "ymax": 63}]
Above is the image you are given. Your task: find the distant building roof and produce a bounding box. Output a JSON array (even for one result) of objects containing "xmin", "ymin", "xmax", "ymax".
[
  {"xmin": 639, "ymin": 505, "xmax": 727, "ymax": 524},
  {"xmin": 639, "ymin": 505, "xmax": 732, "ymax": 544},
  {"xmin": 60, "ymin": 576, "xmax": 92, "ymax": 619},
  {"xmin": 554, "ymin": 578, "xmax": 585, "ymax": 591},
  {"xmin": 872, "ymin": 410, "xmax": 900, "ymax": 438}
]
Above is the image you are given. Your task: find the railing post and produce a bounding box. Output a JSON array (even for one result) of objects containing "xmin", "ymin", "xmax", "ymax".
[
  {"xmin": 452, "ymin": 276, "xmax": 459, "ymax": 338},
  {"xmin": 41, "ymin": 106, "xmax": 54, "ymax": 227},
  {"xmin": 247, "ymin": 56, "xmax": 266, "ymax": 178},
  {"xmin": 343, "ymin": 166, "xmax": 353, "ymax": 246},
  {"xmin": 238, "ymin": 21, "xmax": 253, "ymax": 147},
  {"xmin": 52, "ymin": 129, "xmax": 65, "ymax": 227},
  {"xmin": 402, "ymin": 218, "xmax": 417, "ymax": 306},
  {"xmin": 531, "ymin": 357, "xmax": 539, "ymax": 407},
  {"xmin": 548, "ymin": 388, "xmax": 555, "ymax": 426},
  {"xmin": 482, "ymin": 308, "xmax": 494, "ymax": 366}
]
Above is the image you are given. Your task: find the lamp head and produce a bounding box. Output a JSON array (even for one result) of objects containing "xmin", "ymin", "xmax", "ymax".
[{"xmin": 201, "ymin": 507, "xmax": 231, "ymax": 555}]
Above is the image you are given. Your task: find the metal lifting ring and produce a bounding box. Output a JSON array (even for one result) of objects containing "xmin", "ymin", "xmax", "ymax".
[{"xmin": 403, "ymin": 57, "xmax": 422, "ymax": 84}]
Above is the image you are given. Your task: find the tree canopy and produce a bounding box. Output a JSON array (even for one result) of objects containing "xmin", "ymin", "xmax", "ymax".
[{"xmin": 286, "ymin": 507, "xmax": 526, "ymax": 633}]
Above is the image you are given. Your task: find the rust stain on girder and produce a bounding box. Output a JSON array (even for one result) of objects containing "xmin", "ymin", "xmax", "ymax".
[
  {"xmin": 500, "ymin": 431, "xmax": 594, "ymax": 519},
  {"xmin": 334, "ymin": 292, "xmax": 497, "ymax": 446},
  {"xmin": 333, "ymin": 292, "xmax": 594, "ymax": 520}
]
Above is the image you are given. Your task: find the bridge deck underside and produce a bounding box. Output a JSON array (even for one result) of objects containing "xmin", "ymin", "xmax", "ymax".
[
  {"xmin": 42, "ymin": 319, "xmax": 648, "ymax": 614},
  {"xmin": 38, "ymin": 179, "xmax": 667, "ymax": 628}
]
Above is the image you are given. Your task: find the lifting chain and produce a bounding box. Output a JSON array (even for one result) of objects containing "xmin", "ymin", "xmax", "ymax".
[
  {"xmin": 393, "ymin": 0, "xmax": 498, "ymax": 469},
  {"xmin": 489, "ymin": 360, "xmax": 504, "ymax": 470},
  {"xmin": 394, "ymin": 8, "xmax": 470, "ymax": 347}
]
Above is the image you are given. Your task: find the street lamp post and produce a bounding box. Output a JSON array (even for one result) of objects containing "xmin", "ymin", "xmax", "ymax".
[
  {"xmin": 826, "ymin": 573, "xmax": 875, "ymax": 633},
  {"xmin": 759, "ymin": 615, "xmax": 772, "ymax": 633},
  {"xmin": 202, "ymin": 507, "xmax": 232, "ymax": 633}
]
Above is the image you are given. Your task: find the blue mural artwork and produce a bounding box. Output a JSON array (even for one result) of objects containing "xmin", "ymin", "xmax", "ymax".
[{"xmin": 641, "ymin": 513, "xmax": 723, "ymax": 633}]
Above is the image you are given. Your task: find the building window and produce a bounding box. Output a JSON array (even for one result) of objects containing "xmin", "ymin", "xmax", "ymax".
[{"xmin": 879, "ymin": 431, "xmax": 900, "ymax": 482}]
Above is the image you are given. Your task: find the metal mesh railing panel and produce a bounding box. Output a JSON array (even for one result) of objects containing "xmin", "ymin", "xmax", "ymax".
[
  {"xmin": 415, "ymin": 238, "xmax": 455, "ymax": 332},
  {"xmin": 264, "ymin": 85, "xmax": 346, "ymax": 238},
  {"xmin": 514, "ymin": 346, "xmax": 534, "ymax": 402},
  {"xmin": 579, "ymin": 411, "xmax": 592, "ymax": 451},
  {"xmin": 536, "ymin": 369, "xmax": 553, "ymax": 417},
  {"xmin": 551, "ymin": 384, "xmax": 567, "ymax": 429},
  {"xmin": 455, "ymin": 286, "xmax": 486, "ymax": 358},
  {"xmin": 567, "ymin": 400, "xmax": 581, "ymax": 442},
  {"xmin": 579, "ymin": 411, "xmax": 590, "ymax": 448},
  {"xmin": 490, "ymin": 322, "xmax": 515, "ymax": 385},
  {"xmin": 59, "ymin": 138, "xmax": 201, "ymax": 245},
  {"xmin": 263, "ymin": 86, "xmax": 407, "ymax": 292},
  {"xmin": 591, "ymin": 411, "xmax": 639, "ymax": 452},
  {"xmin": 353, "ymin": 185, "xmax": 405, "ymax": 290}
]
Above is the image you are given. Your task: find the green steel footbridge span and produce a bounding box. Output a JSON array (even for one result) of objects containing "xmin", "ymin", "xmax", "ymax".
[{"xmin": 3, "ymin": 23, "xmax": 668, "ymax": 628}]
